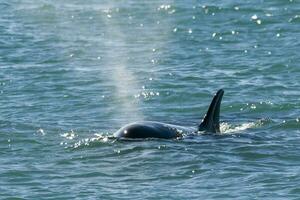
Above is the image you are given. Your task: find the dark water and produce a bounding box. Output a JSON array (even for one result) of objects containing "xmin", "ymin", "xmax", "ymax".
[{"xmin": 1, "ymin": 0, "xmax": 300, "ymax": 199}]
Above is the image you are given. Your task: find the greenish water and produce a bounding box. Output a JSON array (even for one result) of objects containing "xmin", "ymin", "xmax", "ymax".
[{"xmin": 1, "ymin": 0, "xmax": 300, "ymax": 199}]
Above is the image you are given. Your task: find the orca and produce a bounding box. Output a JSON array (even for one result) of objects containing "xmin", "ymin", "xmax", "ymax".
[{"xmin": 114, "ymin": 89, "xmax": 224, "ymax": 139}]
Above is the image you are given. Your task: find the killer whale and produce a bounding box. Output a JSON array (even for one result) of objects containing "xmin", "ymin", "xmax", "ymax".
[{"xmin": 114, "ymin": 89, "xmax": 224, "ymax": 139}]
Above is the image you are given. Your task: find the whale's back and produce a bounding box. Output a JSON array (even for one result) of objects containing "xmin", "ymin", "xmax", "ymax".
[{"xmin": 114, "ymin": 121, "xmax": 180, "ymax": 139}]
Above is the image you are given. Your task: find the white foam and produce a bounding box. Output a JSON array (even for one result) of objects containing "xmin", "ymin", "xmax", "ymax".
[
  {"xmin": 60, "ymin": 130, "xmax": 77, "ymax": 140},
  {"xmin": 220, "ymin": 122, "xmax": 257, "ymax": 134}
]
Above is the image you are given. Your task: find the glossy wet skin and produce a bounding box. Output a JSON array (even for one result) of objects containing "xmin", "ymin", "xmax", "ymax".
[{"xmin": 114, "ymin": 121, "xmax": 187, "ymax": 139}]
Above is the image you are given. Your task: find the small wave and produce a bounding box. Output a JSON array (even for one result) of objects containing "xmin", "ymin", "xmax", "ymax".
[
  {"xmin": 0, "ymin": 3, "xmax": 10, "ymax": 9},
  {"xmin": 272, "ymin": 118, "xmax": 300, "ymax": 130},
  {"xmin": 220, "ymin": 118, "xmax": 271, "ymax": 134}
]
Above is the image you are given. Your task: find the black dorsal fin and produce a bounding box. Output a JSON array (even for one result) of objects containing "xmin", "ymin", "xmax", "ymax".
[{"xmin": 198, "ymin": 89, "xmax": 224, "ymax": 133}]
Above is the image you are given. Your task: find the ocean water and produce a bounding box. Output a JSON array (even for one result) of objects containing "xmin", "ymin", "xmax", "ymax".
[{"xmin": 1, "ymin": 0, "xmax": 300, "ymax": 199}]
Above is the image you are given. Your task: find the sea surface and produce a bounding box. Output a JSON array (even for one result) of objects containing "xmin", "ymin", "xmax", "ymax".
[{"xmin": 1, "ymin": 0, "xmax": 300, "ymax": 199}]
